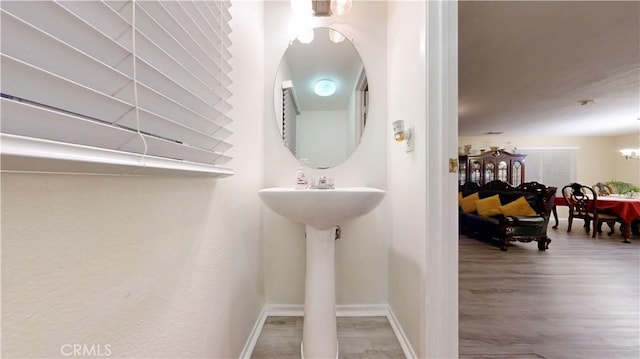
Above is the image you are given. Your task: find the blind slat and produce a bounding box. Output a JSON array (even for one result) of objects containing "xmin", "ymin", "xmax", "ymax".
[
  {"xmin": 144, "ymin": 2, "xmax": 221, "ymax": 71},
  {"xmin": 0, "ymin": 0, "xmax": 234, "ymax": 175},
  {"xmin": 117, "ymin": 108, "xmax": 232, "ymax": 151},
  {"xmin": 119, "ymin": 134, "xmax": 230, "ymax": 165},
  {"xmin": 136, "ymin": 4, "xmax": 223, "ymax": 84},
  {"xmin": 1, "ymin": 11, "xmax": 134, "ymax": 101},
  {"xmin": 2, "ymin": 2, "xmax": 132, "ymax": 67},
  {"xmin": 1, "ymin": 55, "xmax": 134, "ymax": 123},
  {"xmin": 0, "ymin": 97, "xmax": 136, "ymax": 150},
  {"xmin": 135, "ymin": 19, "xmax": 221, "ymax": 100},
  {"xmin": 521, "ymin": 148, "xmax": 578, "ymax": 189}
]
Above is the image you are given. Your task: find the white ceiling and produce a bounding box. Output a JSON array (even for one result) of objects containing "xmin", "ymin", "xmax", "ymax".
[{"xmin": 458, "ymin": 1, "xmax": 640, "ymax": 137}]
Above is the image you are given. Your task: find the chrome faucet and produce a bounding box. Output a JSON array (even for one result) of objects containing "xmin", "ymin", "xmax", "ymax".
[{"xmin": 317, "ymin": 176, "xmax": 328, "ymax": 189}]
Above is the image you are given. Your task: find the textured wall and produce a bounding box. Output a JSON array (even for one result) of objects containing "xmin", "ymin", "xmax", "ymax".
[{"xmin": 0, "ymin": 1, "xmax": 265, "ymax": 358}]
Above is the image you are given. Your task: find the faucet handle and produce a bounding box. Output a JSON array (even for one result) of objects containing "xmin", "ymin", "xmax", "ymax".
[
  {"xmin": 327, "ymin": 177, "xmax": 335, "ymax": 189},
  {"xmin": 317, "ymin": 176, "xmax": 328, "ymax": 189}
]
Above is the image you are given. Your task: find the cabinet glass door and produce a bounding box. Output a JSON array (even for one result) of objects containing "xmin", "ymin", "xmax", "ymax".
[
  {"xmin": 512, "ymin": 161, "xmax": 523, "ymax": 186},
  {"xmin": 470, "ymin": 161, "xmax": 481, "ymax": 184},
  {"xmin": 459, "ymin": 161, "xmax": 467, "ymax": 185},
  {"xmin": 484, "ymin": 162, "xmax": 495, "ymax": 183},
  {"xmin": 497, "ymin": 160, "xmax": 508, "ymax": 182}
]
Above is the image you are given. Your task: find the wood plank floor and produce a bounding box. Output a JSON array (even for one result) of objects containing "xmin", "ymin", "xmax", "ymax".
[
  {"xmin": 251, "ymin": 316, "xmax": 405, "ymax": 358},
  {"xmin": 252, "ymin": 223, "xmax": 639, "ymax": 359},
  {"xmin": 460, "ymin": 223, "xmax": 640, "ymax": 359}
]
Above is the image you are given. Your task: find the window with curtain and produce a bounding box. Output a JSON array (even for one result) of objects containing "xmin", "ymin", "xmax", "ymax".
[
  {"xmin": 0, "ymin": 0, "xmax": 234, "ymax": 177},
  {"xmin": 520, "ymin": 148, "xmax": 578, "ymax": 189}
]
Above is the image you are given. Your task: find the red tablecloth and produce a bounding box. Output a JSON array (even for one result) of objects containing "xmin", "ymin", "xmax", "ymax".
[{"xmin": 555, "ymin": 196, "xmax": 640, "ymax": 224}]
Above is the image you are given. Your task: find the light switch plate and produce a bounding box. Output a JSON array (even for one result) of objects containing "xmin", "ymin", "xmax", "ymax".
[{"xmin": 405, "ymin": 127, "xmax": 414, "ymax": 152}]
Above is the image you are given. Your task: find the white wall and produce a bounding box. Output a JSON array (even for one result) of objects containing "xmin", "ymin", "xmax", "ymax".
[
  {"xmin": 0, "ymin": 1, "xmax": 265, "ymax": 358},
  {"xmin": 388, "ymin": 1, "xmax": 459, "ymax": 357},
  {"xmin": 386, "ymin": 0, "xmax": 427, "ymax": 355},
  {"xmin": 297, "ymin": 110, "xmax": 349, "ymax": 168},
  {"xmin": 346, "ymin": 87, "xmax": 357, "ymax": 153},
  {"xmin": 263, "ymin": 1, "xmax": 389, "ymax": 306}
]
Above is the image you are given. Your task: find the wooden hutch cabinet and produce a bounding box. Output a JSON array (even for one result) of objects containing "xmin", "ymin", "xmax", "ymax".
[{"xmin": 458, "ymin": 149, "xmax": 526, "ymax": 186}]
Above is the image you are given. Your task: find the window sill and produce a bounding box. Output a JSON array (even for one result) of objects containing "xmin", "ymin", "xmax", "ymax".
[{"xmin": 0, "ymin": 134, "xmax": 234, "ymax": 177}]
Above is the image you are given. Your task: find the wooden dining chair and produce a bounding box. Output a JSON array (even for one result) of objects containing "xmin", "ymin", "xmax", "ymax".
[{"xmin": 561, "ymin": 183, "xmax": 620, "ymax": 237}]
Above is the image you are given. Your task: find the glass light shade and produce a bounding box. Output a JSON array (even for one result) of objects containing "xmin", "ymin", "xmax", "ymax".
[
  {"xmin": 329, "ymin": 29, "xmax": 345, "ymax": 43},
  {"xmin": 314, "ymin": 79, "xmax": 336, "ymax": 97},
  {"xmin": 330, "ymin": 0, "xmax": 352, "ymax": 16}
]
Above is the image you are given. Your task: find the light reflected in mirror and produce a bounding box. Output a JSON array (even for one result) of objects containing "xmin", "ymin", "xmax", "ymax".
[{"xmin": 274, "ymin": 27, "xmax": 368, "ymax": 169}]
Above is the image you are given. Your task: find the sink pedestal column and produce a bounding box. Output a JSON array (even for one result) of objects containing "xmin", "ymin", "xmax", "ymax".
[{"xmin": 302, "ymin": 226, "xmax": 338, "ymax": 359}]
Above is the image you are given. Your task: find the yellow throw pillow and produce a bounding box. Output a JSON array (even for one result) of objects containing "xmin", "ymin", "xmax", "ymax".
[
  {"xmin": 459, "ymin": 192, "xmax": 480, "ymax": 213},
  {"xmin": 499, "ymin": 196, "xmax": 537, "ymax": 216},
  {"xmin": 476, "ymin": 194, "xmax": 502, "ymax": 217}
]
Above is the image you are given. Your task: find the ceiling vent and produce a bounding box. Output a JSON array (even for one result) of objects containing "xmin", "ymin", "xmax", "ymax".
[{"xmin": 483, "ymin": 131, "xmax": 504, "ymax": 135}]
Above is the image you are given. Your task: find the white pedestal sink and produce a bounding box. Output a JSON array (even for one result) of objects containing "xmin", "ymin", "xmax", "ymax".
[{"xmin": 258, "ymin": 187, "xmax": 386, "ymax": 359}]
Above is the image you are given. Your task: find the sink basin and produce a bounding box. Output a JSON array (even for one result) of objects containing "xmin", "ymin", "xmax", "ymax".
[
  {"xmin": 258, "ymin": 187, "xmax": 385, "ymax": 358},
  {"xmin": 258, "ymin": 187, "xmax": 386, "ymax": 230}
]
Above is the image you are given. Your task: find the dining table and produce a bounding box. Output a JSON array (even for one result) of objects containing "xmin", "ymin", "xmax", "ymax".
[{"xmin": 552, "ymin": 194, "xmax": 640, "ymax": 243}]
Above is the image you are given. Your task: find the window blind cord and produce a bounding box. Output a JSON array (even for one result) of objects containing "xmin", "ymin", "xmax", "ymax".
[{"xmin": 131, "ymin": 0, "xmax": 148, "ymax": 168}]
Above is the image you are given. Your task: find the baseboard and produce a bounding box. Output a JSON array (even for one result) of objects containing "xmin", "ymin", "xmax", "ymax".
[
  {"xmin": 240, "ymin": 304, "xmax": 417, "ymax": 359},
  {"xmin": 386, "ymin": 306, "xmax": 418, "ymax": 359},
  {"xmin": 262, "ymin": 303, "xmax": 390, "ymax": 317},
  {"xmin": 238, "ymin": 306, "xmax": 268, "ymax": 359},
  {"xmin": 336, "ymin": 304, "xmax": 389, "ymax": 317}
]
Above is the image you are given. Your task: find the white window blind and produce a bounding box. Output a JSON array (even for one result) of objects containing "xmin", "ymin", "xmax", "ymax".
[
  {"xmin": 282, "ymin": 81, "xmax": 299, "ymax": 156},
  {"xmin": 520, "ymin": 148, "xmax": 578, "ymax": 189},
  {"xmin": 0, "ymin": 0, "xmax": 234, "ymax": 177}
]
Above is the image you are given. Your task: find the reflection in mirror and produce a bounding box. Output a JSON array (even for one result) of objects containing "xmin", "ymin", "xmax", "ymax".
[{"xmin": 274, "ymin": 27, "xmax": 368, "ymax": 169}]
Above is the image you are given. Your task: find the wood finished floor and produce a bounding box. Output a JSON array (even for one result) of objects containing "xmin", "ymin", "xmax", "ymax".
[
  {"xmin": 460, "ymin": 222, "xmax": 640, "ymax": 359},
  {"xmin": 252, "ymin": 223, "xmax": 639, "ymax": 359},
  {"xmin": 251, "ymin": 316, "xmax": 405, "ymax": 359}
]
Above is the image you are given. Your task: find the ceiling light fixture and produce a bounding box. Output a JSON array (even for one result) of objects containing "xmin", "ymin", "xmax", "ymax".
[
  {"xmin": 619, "ymin": 118, "xmax": 640, "ymax": 160},
  {"xmin": 620, "ymin": 148, "xmax": 640, "ymax": 159},
  {"xmin": 330, "ymin": 0, "xmax": 352, "ymax": 16},
  {"xmin": 314, "ymin": 79, "xmax": 336, "ymax": 97}
]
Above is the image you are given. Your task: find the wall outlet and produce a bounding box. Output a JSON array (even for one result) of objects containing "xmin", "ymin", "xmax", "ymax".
[{"xmin": 405, "ymin": 127, "xmax": 414, "ymax": 152}]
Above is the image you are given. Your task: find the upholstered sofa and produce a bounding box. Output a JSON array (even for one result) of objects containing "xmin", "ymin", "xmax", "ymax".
[{"xmin": 459, "ymin": 180, "xmax": 557, "ymax": 251}]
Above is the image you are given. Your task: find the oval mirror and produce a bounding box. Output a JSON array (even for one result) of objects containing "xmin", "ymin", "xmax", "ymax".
[{"xmin": 274, "ymin": 27, "xmax": 368, "ymax": 169}]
